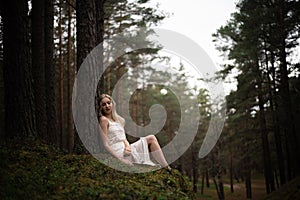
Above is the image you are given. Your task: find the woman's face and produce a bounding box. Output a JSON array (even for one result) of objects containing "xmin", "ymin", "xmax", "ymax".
[{"xmin": 101, "ymin": 97, "xmax": 113, "ymax": 115}]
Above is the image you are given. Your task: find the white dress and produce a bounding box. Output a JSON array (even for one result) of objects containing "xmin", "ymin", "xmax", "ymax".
[{"xmin": 107, "ymin": 120, "xmax": 157, "ymax": 166}]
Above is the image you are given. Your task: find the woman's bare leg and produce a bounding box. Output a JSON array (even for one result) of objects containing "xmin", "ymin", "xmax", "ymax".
[{"xmin": 146, "ymin": 135, "xmax": 171, "ymax": 170}]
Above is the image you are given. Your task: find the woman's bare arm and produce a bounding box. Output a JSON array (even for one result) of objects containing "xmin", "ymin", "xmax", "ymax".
[
  {"xmin": 123, "ymin": 139, "xmax": 131, "ymax": 156},
  {"xmin": 99, "ymin": 116, "xmax": 133, "ymax": 165}
]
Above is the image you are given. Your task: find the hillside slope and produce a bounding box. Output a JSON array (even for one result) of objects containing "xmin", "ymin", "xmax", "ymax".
[{"xmin": 0, "ymin": 138, "xmax": 192, "ymax": 199}]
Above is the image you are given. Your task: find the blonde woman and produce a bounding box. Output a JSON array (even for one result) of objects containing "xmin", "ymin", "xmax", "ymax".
[{"xmin": 99, "ymin": 94, "xmax": 171, "ymax": 170}]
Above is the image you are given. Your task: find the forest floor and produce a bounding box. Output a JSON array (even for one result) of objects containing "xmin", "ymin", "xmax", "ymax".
[
  {"xmin": 0, "ymin": 138, "xmax": 192, "ymax": 199},
  {"xmin": 194, "ymin": 178, "xmax": 267, "ymax": 199},
  {"xmin": 1, "ymin": 138, "xmax": 300, "ymax": 200},
  {"xmin": 194, "ymin": 174, "xmax": 300, "ymax": 200}
]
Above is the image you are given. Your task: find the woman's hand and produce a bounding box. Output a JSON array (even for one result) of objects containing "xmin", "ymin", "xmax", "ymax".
[
  {"xmin": 123, "ymin": 140, "xmax": 131, "ymax": 156},
  {"xmin": 124, "ymin": 145, "xmax": 131, "ymax": 156},
  {"xmin": 119, "ymin": 158, "xmax": 134, "ymax": 166}
]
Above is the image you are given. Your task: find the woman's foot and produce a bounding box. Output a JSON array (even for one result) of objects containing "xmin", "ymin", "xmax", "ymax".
[{"xmin": 166, "ymin": 166, "xmax": 172, "ymax": 171}]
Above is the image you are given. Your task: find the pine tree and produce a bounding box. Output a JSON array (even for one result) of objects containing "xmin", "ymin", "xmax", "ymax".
[
  {"xmin": 2, "ymin": 0, "xmax": 36, "ymax": 137},
  {"xmin": 32, "ymin": 0, "xmax": 47, "ymax": 138}
]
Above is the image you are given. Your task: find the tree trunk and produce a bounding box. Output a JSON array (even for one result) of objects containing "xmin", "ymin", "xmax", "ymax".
[
  {"xmin": 192, "ymin": 143, "xmax": 198, "ymax": 193},
  {"xmin": 256, "ymin": 59, "xmax": 275, "ymax": 193},
  {"xmin": 230, "ymin": 149, "xmax": 234, "ymax": 193},
  {"xmin": 274, "ymin": 169, "xmax": 280, "ymax": 189},
  {"xmin": 245, "ymin": 169, "xmax": 252, "ymax": 199},
  {"xmin": 32, "ymin": 0, "xmax": 47, "ymax": 139},
  {"xmin": 76, "ymin": 0, "xmax": 104, "ymax": 153},
  {"xmin": 3, "ymin": 0, "xmax": 36, "ymax": 138},
  {"xmin": 206, "ymin": 170, "xmax": 210, "ymax": 188},
  {"xmin": 218, "ymin": 174, "xmax": 225, "ymax": 200},
  {"xmin": 76, "ymin": 0, "xmax": 97, "ymax": 71},
  {"xmin": 201, "ymin": 171, "xmax": 205, "ymax": 194},
  {"xmin": 278, "ymin": 0, "xmax": 300, "ymax": 177},
  {"xmin": 67, "ymin": 0, "xmax": 75, "ymax": 153},
  {"xmin": 267, "ymin": 49, "xmax": 286, "ymax": 185},
  {"xmin": 284, "ymin": 131, "xmax": 292, "ymax": 180},
  {"xmin": 45, "ymin": 0, "xmax": 58, "ymax": 145},
  {"xmin": 213, "ymin": 178, "xmax": 220, "ymax": 199},
  {"xmin": 58, "ymin": 0, "xmax": 64, "ymax": 149},
  {"xmin": 95, "ymin": 0, "xmax": 105, "ymax": 119},
  {"xmin": 213, "ymin": 176, "xmax": 224, "ymax": 200}
]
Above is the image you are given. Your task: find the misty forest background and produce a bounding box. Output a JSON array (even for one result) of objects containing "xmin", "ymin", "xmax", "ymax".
[{"xmin": 0, "ymin": 0, "xmax": 300, "ymax": 199}]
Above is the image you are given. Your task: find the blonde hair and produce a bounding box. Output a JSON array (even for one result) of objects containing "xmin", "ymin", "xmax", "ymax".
[{"xmin": 99, "ymin": 94, "xmax": 125, "ymax": 127}]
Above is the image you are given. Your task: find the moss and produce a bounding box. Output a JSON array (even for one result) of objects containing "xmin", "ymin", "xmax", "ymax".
[{"xmin": 0, "ymin": 138, "xmax": 192, "ymax": 199}]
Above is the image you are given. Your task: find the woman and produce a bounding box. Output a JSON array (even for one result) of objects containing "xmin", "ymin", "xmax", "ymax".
[{"xmin": 99, "ymin": 94, "xmax": 171, "ymax": 170}]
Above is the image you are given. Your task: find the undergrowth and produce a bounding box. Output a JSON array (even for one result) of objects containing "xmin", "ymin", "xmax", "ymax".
[{"xmin": 0, "ymin": 138, "xmax": 192, "ymax": 199}]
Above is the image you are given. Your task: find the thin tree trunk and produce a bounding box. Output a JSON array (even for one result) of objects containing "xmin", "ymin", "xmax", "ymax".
[
  {"xmin": 95, "ymin": 0, "xmax": 105, "ymax": 119},
  {"xmin": 266, "ymin": 49, "xmax": 286, "ymax": 185},
  {"xmin": 213, "ymin": 177, "xmax": 224, "ymax": 200},
  {"xmin": 245, "ymin": 169, "xmax": 252, "ymax": 199},
  {"xmin": 142, "ymin": 83, "xmax": 146, "ymax": 126},
  {"xmin": 213, "ymin": 178, "xmax": 220, "ymax": 199},
  {"xmin": 284, "ymin": 131, "xmax": 292, "ymax": 181},
  {"xmin": 105, "ymin": 18, "xmax": 111, "ymax": 94},
  {"xmin": 206, "ymin": 170, "xmax": 210, "ymax": 188},
  {"xmin": 58, "ymin": 0, "xmax": 64, "ymax": 149},
  {"xmin": 32, "ymin": 0, "xmax": 47, "ymax": 139},
  {"xmin": 45, "ymin": 0, "xmax": 57, "ymax": 145},
  {"xmin": 274, "ymin": 169, "xmax": 280, "ymax": 189},
  {"xmin": 278, "ymin": 0, "xmax": 300, "ymax": 177},
  {"xmin": 114, "ymin": 2, "xmax": 124, "ymax": 108},
  {"xmin": 230, "ymin": 149, "xmax": 234, "ymax": 193},
  {"xmin": 218, "ymin": 174, "xmax": 225, "ymax": 200},
  {"xmin": 256, "ymin": 59, "xmax": 275, "ymax": 193},
  {"xmin": 0, "ymin": 17, "xmax": 4, "ymax": 137},
  {"xmin": 192, "ymin": 143, "xmax": 198, "ymax": 193},
  {"xmin": 67, "ymin": 0, "xmax": 75, "ymax": 153},
  {"xmin": 201, "ymin": 171, "xmax": 205, "ymax": 194}
]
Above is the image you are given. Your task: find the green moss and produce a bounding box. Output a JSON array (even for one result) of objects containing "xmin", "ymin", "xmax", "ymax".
[{"xmin": 0, "ymin": 138, "xmax": 192, "ymax": 199}]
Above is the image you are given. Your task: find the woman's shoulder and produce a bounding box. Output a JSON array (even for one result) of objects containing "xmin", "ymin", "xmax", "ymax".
[{"xmin": 100, "ymin": 116, "xmax": 109, "ymax": 124}]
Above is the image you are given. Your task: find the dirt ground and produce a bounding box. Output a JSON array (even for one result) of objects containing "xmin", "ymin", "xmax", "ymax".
[{"xmin": 195, "ymin": 178, "xmax": 267, "ymax": 200}]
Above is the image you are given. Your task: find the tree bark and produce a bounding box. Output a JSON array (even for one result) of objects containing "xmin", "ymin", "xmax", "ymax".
[
  {"xmin": 76, "ymin": 0, "xmax": 104, "ymax": 153},
  {"xmin": 256, "ymin": 58, "xmax": 275, "ymax": 193},
  {"xmin": 58, "ymin": 0, "xmax": 64, "ymax": 149},
  {"xmin": 3, "ymin": 0, "xmax": 36, "ymax": 138},
  {"xmin": 45, "ymin": 0, "xmax": 58, "ymax": 145},
  {"xmin": 95, "ymin": 0, "xmax": 105, "ymax": 119},
  {"xmin": 32, "ymin": 0, "xmax": 47, "ymax": 139},
  {"xmin": 206, "ymin": 170, "xmax": 210, "ymax": 188},
  {"xmin": 278, "ymin": 0, "xmax": 300, "ymax": 177},
  {"xmin": 266, "ymin": 49, "xmax": 286, "ymax": 185},
  {"xmin": 0, "ymin": 8, "xmax": 4, "ymax": 137},
  {"xmin": 245, "ymin": 169, "xmax": 252, "ymax": 199},
  {"xmin": 201, "ymin": 171, "xmax": 205, "ymax": 194},
  {"xmin": 76, "ymin": 0, "xmax": 97, "ymax": 71},
  {"xmin": 230, "ymin": 149, "xmax": 234, "ymax": 193},
  {"xmin": 213, "ymin": 176, "xmax": 224, "ymax": 200},
  {"xmin": 192, "ymin": 143, "xmax": 198, "ymax": 193},
  {"xmin": 67, "ymin": 0, "xmax": 75, "ymax": 154}
]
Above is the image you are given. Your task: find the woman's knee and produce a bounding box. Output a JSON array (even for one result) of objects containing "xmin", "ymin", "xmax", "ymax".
[{"xmin": 146, "ymin": 134, "xmax": 157, "ymax": 144}]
